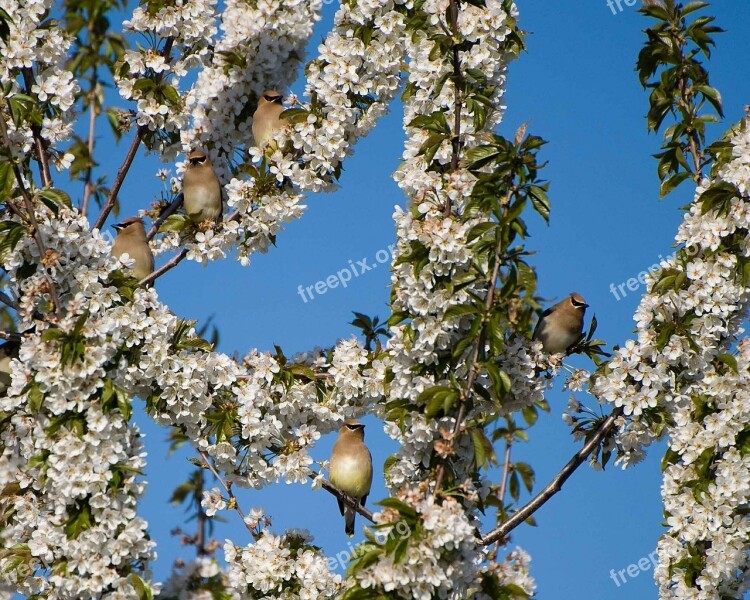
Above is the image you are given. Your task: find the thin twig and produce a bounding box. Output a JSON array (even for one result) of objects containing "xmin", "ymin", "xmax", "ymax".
[
  {"xmin": 0, "ymin": 330, "xmax": 22, "ymax": 342},
  {"xmin": 497, "ymin": 441, "xmax": 512, "ymax": 506},
  {"xmin": 146, "ymin": 193, "xmax": 184, "ymax": 240},
  {"xmin": 21, "ymin": 68, "xmax": 53, "ymax": 188},
  {"xmin": 449, "ymin": 0, "xmax": 462, "ymax": 173},
  {"xmin": 0, "ymin": 291, "xmax": 19, "ymax": 310},
  {"xmin": 198, "ymin": 450, "xmax": 253, "ymax": 534},
  {"xmin": 309, "ymin": 472, "xmax": 375, "ymax": 524},
  {"xmin": 92, "ymin": 36, "xmax": 175, "ymax": 230},
  {"xmin": 139, "ymin": 248, "xmax": 188, "ymax": 287},
  {"xmin": 0, "ymin": 116, "xmax": 62, "ymax": 319},
  {"xmin": 81, "ymin": 73, "xmax": 98, "ymax": 217},
  {"xmin": 480, "ymin": 406, "xmax": 625, "ymax": 546},
  {"xmin": 92, "ymin": 128, "xmax": 143, "ymax": 230}
]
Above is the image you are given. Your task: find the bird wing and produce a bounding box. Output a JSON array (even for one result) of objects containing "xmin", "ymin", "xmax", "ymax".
[{"xmin": 532, "ymin": 306, "xmax": 554, "ymax": 340}]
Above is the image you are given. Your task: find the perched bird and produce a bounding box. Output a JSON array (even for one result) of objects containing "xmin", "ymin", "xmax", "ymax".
[
  {"xmin": 252, "ymin": 90, "xmax": 287, "ymax": 148},
  {"xmin": 0, "ymin": 340, "xmax": 19, "ymax": 396},
  {"xmin": 182, "ymin": 150, "xmax": 222, "ymax": 225},
  {"xmin": 111, "ymin": 217, "xmax": 154, "ymax": 282},
  {"xmin": 329, "ymin": 419, "xmax": 373, "ymax": 537},
  {"xmin": 533, "ymin": 293, "xmax": 588, "ymax": 354}
]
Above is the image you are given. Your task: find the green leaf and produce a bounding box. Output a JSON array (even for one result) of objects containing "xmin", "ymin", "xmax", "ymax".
[
  {"xmin": 464, "ymin": 145, "xmax": 501, "ymax": 170},
  {"xmin": 27, "ymin": 381, "xmax": 44, "ymax": 412},
  {"xmin": 105, "ymin": 107, "xmax": 123, "ymax": 142},
  {"xmin": 528, "ymin": 185, "xmax": 550, "ymax": 223},
  {"xmin": 515, "ymin": 461, "xmax": 535, "ymax": 492},
  {"xmin": 716, "ymin": 353, "xmax": 737, "ymax": 373},
  {"xmin": 377, "ymin": 497, "xmax": 417, "ymax": 520},
  {"xmin": 0, "ymin": 7, "xmax": 11, "ymax": 43},
  {"xmin": 0, "ymin": 221, "xmax": 27, "ymax": 263},
  {"xmin": 158, "ymin": 213, "xmax": 188, "ymax": 233},
  {"xmin": 0, "ymin": 162, "xmax": 15, "ymax": 201},
  {"xmin": 129, "ymin": 574, "xmax": 153, "ymax": 600},
  {"xmin": 471, "ymin": 428, "xmax": 496, "ymax": 469},
  {"xmin": 700, "ymin": 181, "xmax": 738, "ymax": 216},
  {"xmin": 279, "ymin": 107, "xmax": 309, "ymax": 124},
  {"xmin": 659, "ymin": 171, "xmax": 691, "ymax": 198},
  {"xmin": 38, "ymin": 187, "xmax": 72, "ymax": 214}
]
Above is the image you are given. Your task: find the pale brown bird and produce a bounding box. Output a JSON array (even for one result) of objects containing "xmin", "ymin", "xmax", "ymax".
[
  {"xmin": 252, "ymin": 90, "xmax": 287, "ymax": 148},
  {"xmin": 0, "ymin": 340, "xmax": 18, "ymax": 396},
  {"xmin": 533, "ymin": 293, "xmax": 588, "ymax": 354},
  {"xmin": 182, "ymin": 150, "xmax": 222, "ymax": 225},
  {"xmin": 111, "ymin": 217, "xmax": 154, "ymax": 282},
  {"xmin": 329, "ymin": 419, "xmax": 373, "ymax": 537}
]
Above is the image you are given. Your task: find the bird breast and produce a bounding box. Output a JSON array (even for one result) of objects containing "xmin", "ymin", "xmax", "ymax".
[{"xmin": 329, "ymin": 451, "xmax": 372, "ymax": 499}]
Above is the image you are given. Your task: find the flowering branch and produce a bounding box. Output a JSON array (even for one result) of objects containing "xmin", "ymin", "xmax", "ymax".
[
  {"xmin": 0, "ymin": 114, "xmax": 62, "ymax": 318},
  {"xmin": 197, "ymin": 450, "xmax": 253, "ymax": 534},
  {"xmin": 92, "ymin": 36, "xmax": 174, "ymax": 230}
]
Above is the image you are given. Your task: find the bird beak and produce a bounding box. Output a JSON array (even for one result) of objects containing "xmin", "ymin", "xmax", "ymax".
[{"xmin": 112, "ymin": 223, "xmax": 124, "ymax": 231}]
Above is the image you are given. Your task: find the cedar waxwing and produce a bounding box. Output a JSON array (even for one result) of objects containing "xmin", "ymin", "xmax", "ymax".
[
  {"xmin": 533, "ymin": 293, "xmax": 589, "ymax": 354},
  {"xmin": 111, "ymin": 217, "xmax": 154, "ymax": 282},
  {"xmin": 329, "ymin": 419, "xmax": 373, "ymax": 537},
  {"xmin": 252, "ymin": 90, "xmax": 287, "ymax": 148},
  {"xmin": 182, "ymin": 150, "xmax": 222, "ymax": 225},
  {"xmin": 0, "ymin": 340, "xmax": 18, "ymax": 395}
]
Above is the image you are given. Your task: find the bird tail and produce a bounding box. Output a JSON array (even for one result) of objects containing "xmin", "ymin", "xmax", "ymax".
[{"xmin": 344, "ymin": 506, "xmax": 356, "ymax": 537}]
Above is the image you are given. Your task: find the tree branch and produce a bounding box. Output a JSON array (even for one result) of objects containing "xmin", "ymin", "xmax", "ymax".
[
  {"xmin": 198, "ymin": 450, "xmax": 254, "ymax": 535},
  {"xmin": 92, "ymin": 127, "xmax": 143, "ymax": 230},
  {"xmin": 146, "ymin": 193, "xmax": 183, "ymax": 241},
  {"xmin": 0, "ymin": 330, "xmax": 22, "ymax": 342},
  {"xmin": 0, "ymin": 116, "xmax": 62, "ymax": 319},
  {"xmin": 91, "ymin": 36, "xmax": 175, "ymax": 230},
  {"xmin": 21, "ymin": 68, "xmax": 53, "ymax": 188},
  {"xmin": 310, "ymin": 472, "xmax": 375, "ymax": 524},
  {"xmin": 139, "ymin": 248, "xmax": 188, "ymax": 287},
  {"xmin": 0, "ymin": 290, "xmax": 19, "ymax": 310},
  {"xmin": 81, "ymin": 73, "xmax": 98, "ymax": 217},
  {"xmin": 480, "ymin": 406, "xmax": 624, "ymax": 546},
  {"xmin": 497, "ymin": 441, "xmax": 512, "ymax": 506}
]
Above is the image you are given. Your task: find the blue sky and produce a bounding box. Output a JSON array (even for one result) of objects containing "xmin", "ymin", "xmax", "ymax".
[{"xmin": 70, "ymin": 1, "xmax": 750, "ymax": 598}]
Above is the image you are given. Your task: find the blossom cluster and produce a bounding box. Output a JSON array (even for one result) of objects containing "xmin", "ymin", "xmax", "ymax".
[
  {"xmin": 592, "ymin": 119, "xmax": 750, "ymax": 597},
  {"xmin": 0, "ymin": 0, "xmax": 78, "ymax": 166},
  {"xmin": 348, "ymin": 489, "xmax": 536, "ymax": 599},
  {"xmin": 117, "ymin": 0, "xmax": 218, "ymax": 135},
  {"xmin": 655, "ymin": 355, "xmax": 750, "ymax": 599},
  {"xmin": 383, "ymin": 0, "xmax": 535, "ymax": 493},
  {"xmin": 355, "ymin": 494, "xmax": 480, "ymax": 598},
  {"xmin": 224, "ymin": 530, "xmax": 342, "ymax": 599},
  {"xmin": 179, "ymin": 0, "xmax": 323, "ymax": 168},
  {"xmin": 0, "ymin": 210, "xmax": 384, "ymax": 596},
  {"xmin": 0, "ymin": 214, "xmax": 158, "ymax": 598},
  {"xmin": 148, "ymin": 0, "xmax": 408, "ymax": 269}
]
